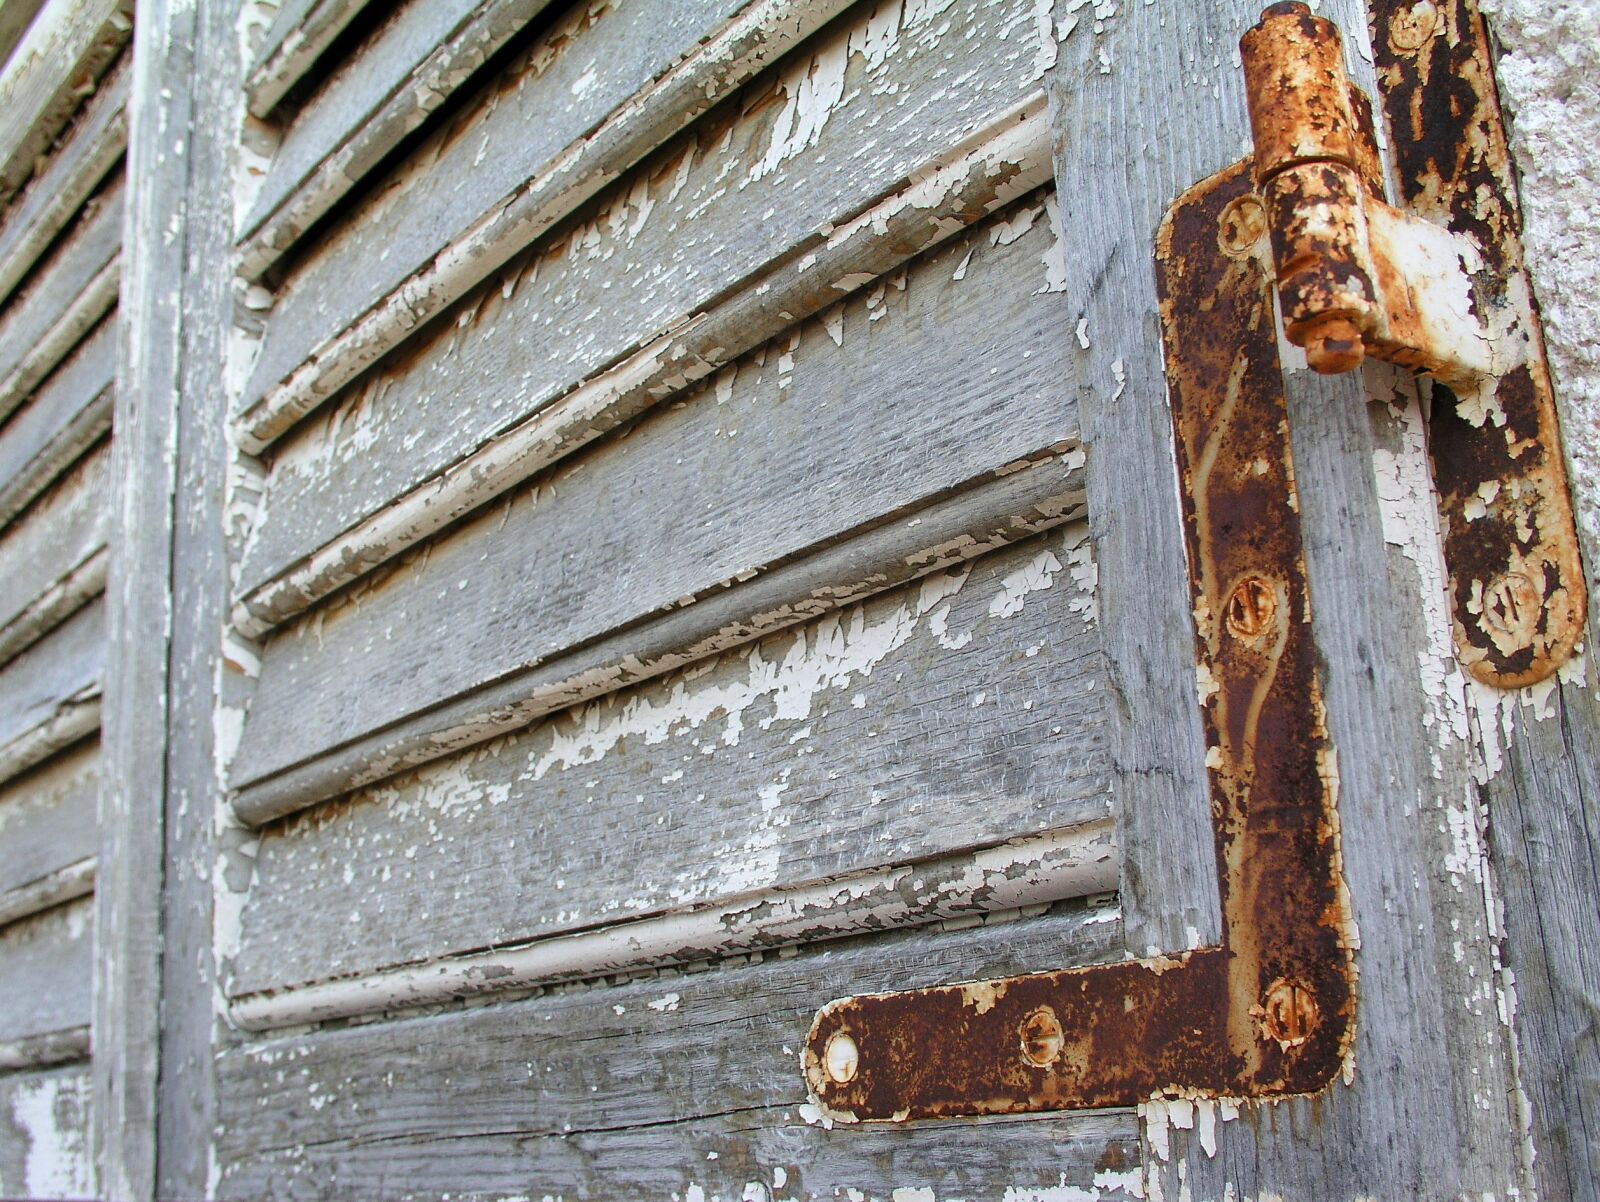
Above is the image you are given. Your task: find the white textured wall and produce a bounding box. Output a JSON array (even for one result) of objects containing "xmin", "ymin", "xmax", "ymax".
[{"xmin": 1485, "ymin": 0, "xmax": 1600, "ymax": 562}]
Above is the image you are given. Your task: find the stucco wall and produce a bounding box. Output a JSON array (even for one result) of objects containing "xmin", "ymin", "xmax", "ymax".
[{"xmin": 1486, "ymin": 0, "xmax": 1600, "ymax": 567}]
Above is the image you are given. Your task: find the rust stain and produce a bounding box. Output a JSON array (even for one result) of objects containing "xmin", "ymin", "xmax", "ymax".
[
  {"xmin": 1366, "ymin": 0, "xmax": 1587, "ymax": 688},
  {"xmin": 801, "ymin": 160, "xmax": 1355, "ymax": 1121}
]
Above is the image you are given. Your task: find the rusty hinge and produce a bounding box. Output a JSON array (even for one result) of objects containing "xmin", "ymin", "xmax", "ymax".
[
  {"xmin": 1243, "ymin": 1, "xmax": 1585, "ymax": 688},
  {"xmin": 799, "ymin": 0, "xmax": 1586, "ymax": 1123}
]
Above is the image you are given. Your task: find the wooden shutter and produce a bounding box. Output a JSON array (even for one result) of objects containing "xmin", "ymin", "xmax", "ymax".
[
  {"xmin": 0, "ymin": 0, "xmax": 130, "ymax": 1193},
  {"xmin": 79, "ymin": 0, "xmax": 1600, "ymax": 1198}
]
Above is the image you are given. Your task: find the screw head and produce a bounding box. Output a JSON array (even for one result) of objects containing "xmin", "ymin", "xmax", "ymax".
[
  {"xmin": 1019, "ymin": 1006, "xmax": 1065, "ymax": 1068},
  {"xmin": 823, "ymin": 1031, "xmax": 859, "ymax": 1085},
  {"xmin": 1225, "ymin": 576, "xmax": 1278, "ymax": 641},
  {"xmin": 1481, "ymin": 571, "xmax": 1542, "ymax": 643},
  {"xmin": 1258, "ymin": 978, "xmax": 1319, "ymax": 1049},
  {"xmin": 1389, "ymin": 0, "xmax": 1438, "ymax": 52},
  {"xmin": 1218, "ymin": 195, "xmax": 1268, "ymax": 259}
]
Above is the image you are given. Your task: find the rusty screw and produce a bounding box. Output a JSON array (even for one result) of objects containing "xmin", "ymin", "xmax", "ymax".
[
  {"xmin": 1481, "ymin": 571, "xmax": 1542, "ymax": 642},
  {"xmin": 1218, "ymin": 194, "xmax": 1268, "ymax": 259},
  {"xmin": 1259, "ymin": 978, "xmax": 1319, "ymax": 1049},
  {"xmin": 1388, "ymin": 0, "xmax": 1438, "ymax": 52},
  {"xmin": 1224, "ymin": 576, "xmax": 1278, "ymax": 641},
  {"xmin": 1019, "ymin": 1006, "xmax": 1065, "ymax": 1069},
  {"xmin": 822, "ymin": 1031, "xmax": 859, "ymax": 1085}
]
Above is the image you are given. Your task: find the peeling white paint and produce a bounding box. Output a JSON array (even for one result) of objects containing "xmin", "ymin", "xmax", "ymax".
[{"xmin": 6, "ymin": 1073, "xmax": 93, "ymax": 1200}]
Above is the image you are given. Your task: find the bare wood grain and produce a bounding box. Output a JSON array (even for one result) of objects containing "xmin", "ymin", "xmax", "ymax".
[
  {"xmin": 0, "ymin": 54, "xmax": 125, "ymax": 309},
  {"xmin": 233, "ymin": 0, "xmax": 861, "ymax": 448},
  {"xmin": 234, "ymin": 453, "xmax": 1085, "ymax": 825},
  {"xmin": 0, "ymin": 316, "xmax": 114, "ymax": 531},
  {"xmin": 0, "ymin": 599, "xmax": 101, "ymax": 789},
  {"xmin": 238, "ymin": 0, "xmax": 554, "ymax": 278},
  {"xmin": 0, "ymin": 179, "xmax": 121, "ymax": 426},
  {"xmin": 93, "ymin": 0, "xmax": 191, "ymax": 1188},
  {"xmin": 214, "ymin": 904, "xmax": 1138, "ymax": 1200},
  {"xmin": 0, "ymin": 441, "xmax": 108, "ymax": 666},
  {"xmin": 236, "ymin": 102, "xmax": 1054, "ymax": 632},
  {"xmin": 1046, "ymin": 0, "xmax": 1221, "ymax": 955},
  {"xmin": 233, "ymin": 523, "xmax": 1109, "ymax": 996},
  {"xmin": 245, "ymin": 0, "xmax": 379, "ymax": 119},
  {"xmin": 0, "ymin": 0, "xmax": 130, "ymax": 203},
  {"xmin": 231, "ymin": 199, "xmax": 1077, "ymax": 807},
  {"xmin": 0, "ymin": 739, "xmax": 98, "ymax": 920},
  {"xmin": 0, "ymin": 897, "xmax": 92, "ymax": 1045}
]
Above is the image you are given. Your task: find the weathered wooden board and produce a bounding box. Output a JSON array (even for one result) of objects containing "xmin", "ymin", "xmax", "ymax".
[
  {"xmin": 0, "ymin": 1064, "xmax": 94, "ymax": 1200},
  {"xmin": 231, "ymin": 194, "xmax": 1075, "ymax": 799},
  {"xmin": 0, "ymin": 178, "xmax": 121, "ymax": 426},
  {"xmin": 0, "ymin": 897, "xmax": 92, "ymax": 1045},
  {"xmin": 237, "ymin": 453, "xmax": 1085, "ymax": 826},
  {"xmin": 0, "ymin": 0, "xmax": 130, "ymax": 203},
  {"xmin": 235, "ymin": 0, "xmax": 1041, "ymax": 446},
  {"xmin": 0, "ymin": 0, "xmax": 48, "ymax": 72},
  {"xmin": 0, "ymin": 441, "xmax": 107, "ymax": 666},
  {"xmin": 0, "ymin": 316, "xmax": 113, "ymax": 531},
  {"xmin": 0, "ymin": 55, "xmax": 124, "ymax": 309},
  {"xmin": 0, "ymin": 596, "xmax": 101, "ymax": 787},
  {"xmin": 233, "ymin": 522, "xmax": 1106, "ymax": 995},
  {"xmin": 1478, "ymin": 612, "xmax": 1600, "ymax": 1202},
  {"xmin": 245, "ymin": 0, "xmax": 379, "ymax": 118},
  {"xmin": 238, "ymin": 0, "xmax": 768, "ymax": 409},
  {"xmin": 238, "ymin": 0, "xmax": 554, "ymax": 277},
  {"xmin": 0, "ymin": 740, "xmax": 97, "ymax": 922},
  {"xmin": 215, "ymin": 903, "xmax": 1139, "ymax": 1200},
  {"xmin": 238, "ymin": 103, "xmax": 1055, "ymax": 624}
]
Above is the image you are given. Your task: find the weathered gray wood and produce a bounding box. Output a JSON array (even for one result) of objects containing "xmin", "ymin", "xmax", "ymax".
[
  {"xmin": 1047, "ymin": 0, "xmax": 1221, "ymax": 957},
  {"xmin": 232, "ymin": 0, "xmax": 858, "ymax": 447},
  {"xmin": 0, "ymin": 897, "xmax": 92, "ymax": 1045},
  {"xmin": 0, "ymin": 316, "xmax": 113, "ymax": 530},
  {"xmin": 215, "ymin": 903, "xmax": 1138, "ymax": 1199},
  {"xmin": 232, "ymin": 820, "xmax": 1118, "ymax": 1029},
  {"xmin": 238, "ymin": 0, "xmax": 772, "ymax": 410},
  {"xmin": 235, "ymin": 451, "xmax": 1084, "ymax": 824},
  {"xmin": 0, "ymin": 0, "xmax": 130, "ymax": 203},
  {"xmin": 0, "ymin": 860, "xmax": 92, "ymax": 931},
  {"xmin": 237, "ymin": 103, "xmax": 1055, "ymax": 629},
  {"xmin": 0, "ymin": 739, "xmax": 97, "ymax": 918},
  {"xmin": 1481, "ymin": 627, "xmax": 1600, "ymax": 1202},
  {"xmin": 135, "ymin": 0, "xmax": 237, "ymax": 1193},
  {"xmin": 231, "ymin": 199, "xmax": 1076, "ymax": 803},
  {"xmin": 0, "ymin": 598, "xmax": 101, "ymax": 788},
  {"xmin": 0, "ymin": 1064, "xmax": 94, "ymax": 1199},
  {"xmin": 0, "ymin": 0, "xmax": 48, "ymax": 73},
  {"xmin": 0, "ymin": 177, "xmax": 121, "ymax": 426},
  {"xmin": 0, "ymin": 1026, "xmax": 90, "ymax": 1072},
  {"xmin": 0, "ymin": 54, "xmax": 125, "ymax": 307},
  {"xmin": 93, "ymin": 0, "xmax": 190, "ymax": 1192},
  {"xmin": 0, "ymin": 441, "xmax": 107, "ymax": 666},
  {"xmin": 238, "ymin": 0, "xmax": 554, "ymax": 278},
  {"xmin": 244, "ymin": 0, "xmax": 376, "ymax": 118},
  {"xmin": 234, "ymin": 522, "xmax": 1107, "ymax": 995}
]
